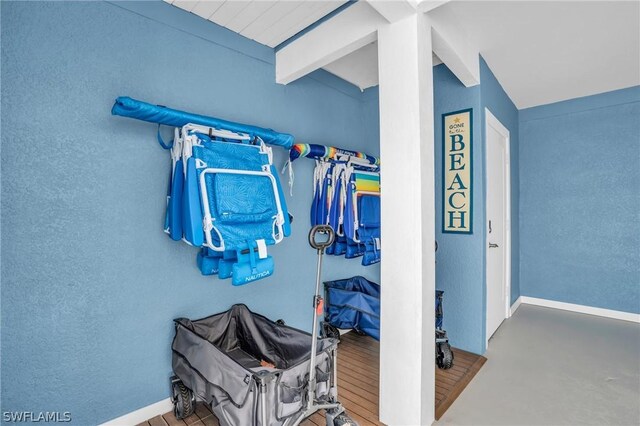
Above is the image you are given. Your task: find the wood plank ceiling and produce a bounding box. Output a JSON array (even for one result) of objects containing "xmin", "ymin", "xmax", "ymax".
[{"xmin": 166, "ymin": 0, "xmax": 347, "ymax": 48}]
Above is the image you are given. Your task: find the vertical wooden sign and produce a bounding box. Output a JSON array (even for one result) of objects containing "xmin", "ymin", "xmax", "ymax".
[{"xmin": 442, "ymin": 109, "xmax": 473, "ymax": 234}]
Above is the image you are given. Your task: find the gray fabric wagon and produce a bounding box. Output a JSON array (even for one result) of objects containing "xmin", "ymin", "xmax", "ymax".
[{"xmin": 171, "ymin": 303, "xmax": 352, "ymax": 426}]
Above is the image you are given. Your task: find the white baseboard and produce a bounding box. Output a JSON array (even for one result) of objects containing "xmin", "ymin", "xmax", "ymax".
[
  {"xmin": 509, "ymin": 296, "xmax": 523, "ymax": 316},
  {"xmin": 100, "ymin": 398, "xmax": 173, "ymax": 426},
  {"xmin": 517, "ymin": 296, "xmax": 640, "ymax": 323}
]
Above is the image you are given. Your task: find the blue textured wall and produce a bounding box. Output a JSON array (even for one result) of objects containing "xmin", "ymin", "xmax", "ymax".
[
  {"xmin": 0, "ymin": 2, "xmax": 379, "ymax": 424},
  {"xmin": 519, "ymin": 87, "xmax": 640, "ymax": 313},
  {"xmin": 433, "ymin": 64, "xmax": 485, "ymax": 355},
  {"xmin": 480, "ymin": 57, "xmax": 520, "ymax": 305},
  {"xmin": 362, "ymin": 86, "xmax": 380, "ymax": 148}
]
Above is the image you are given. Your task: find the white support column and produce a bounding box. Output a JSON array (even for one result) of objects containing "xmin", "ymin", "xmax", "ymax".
[{"xmin": 378, "ymin": 11, "xmax": 436, "ymax": 426}]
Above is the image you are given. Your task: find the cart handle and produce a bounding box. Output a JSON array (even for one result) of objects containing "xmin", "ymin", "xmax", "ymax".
[{"xmin": 309, "ymin": 225, "xmax": 335, "ymax": 251}]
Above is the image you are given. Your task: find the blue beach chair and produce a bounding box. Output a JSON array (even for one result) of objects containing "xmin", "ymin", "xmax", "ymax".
[{"xmin": 181, "ymin": 125, "xmax": 290, "ymax": 285}]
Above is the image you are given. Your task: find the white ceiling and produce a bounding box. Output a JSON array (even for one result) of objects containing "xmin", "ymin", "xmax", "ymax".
[
  {"xmin": 166, "ymin": 0, "xmax": 347, "ymax": 48},
  {"xmin": 168, "ymin": 0, "xmax": 640, "ymax": 108},
  {"xmin": 432, "ymin": 1, "xmax": 640, "ymax": 108}
]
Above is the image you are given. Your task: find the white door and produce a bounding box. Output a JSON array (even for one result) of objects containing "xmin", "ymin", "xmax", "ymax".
[{"xmin": 485, "ymin": 109, "xmax": 511, "ymax": 343}]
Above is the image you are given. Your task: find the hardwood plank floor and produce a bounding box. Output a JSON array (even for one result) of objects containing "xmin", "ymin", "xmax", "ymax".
[
  {"xmin": 142, "ymin": 332, "xmax": 484, "ymax": 425},
  {"xmin": 434, "ymin": 347, "xmax": 486, "ymax": 420}
]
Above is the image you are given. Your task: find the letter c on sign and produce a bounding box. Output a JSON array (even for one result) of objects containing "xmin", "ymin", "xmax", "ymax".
[{"xmin": 448, "ymin": 191, "xmax": 466, "ymax": 209}]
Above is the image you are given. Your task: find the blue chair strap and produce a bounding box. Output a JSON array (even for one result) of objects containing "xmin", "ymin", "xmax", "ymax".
[{"xmin": 156, "ymin": 124, "xmax": 173, "ymax": 150}]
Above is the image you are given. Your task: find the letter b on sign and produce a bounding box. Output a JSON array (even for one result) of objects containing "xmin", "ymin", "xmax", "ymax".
[{"xmin": 450, "ymin": 134, "xmax": 465, "ymax": 152}]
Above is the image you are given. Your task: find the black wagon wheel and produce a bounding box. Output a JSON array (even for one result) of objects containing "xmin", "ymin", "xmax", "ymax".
[
  {"xmin": 353, "ymin": 328, "xmax": 367, "ymax": 336},
  {"xmin": 333, "ymin": 412, "xmax": 358, "ymax": 426},
  {"xmin": 437, "ymin": 342, "xmax": 454, "ymax": 370},
  {"xmin": 172, "ymin": 379, "xmax": 195, "ymax": 420},
  {"xmin": 322, "ymin": 322, "xmax": 341, "ymax": 341}
]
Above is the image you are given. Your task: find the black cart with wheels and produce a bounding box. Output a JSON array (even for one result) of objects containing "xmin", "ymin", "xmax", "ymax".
[{"xmin": 436, "ymin": 290, "xmax": 454, "ymax": 369}]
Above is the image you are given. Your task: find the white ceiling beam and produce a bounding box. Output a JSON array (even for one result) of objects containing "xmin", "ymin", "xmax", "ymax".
[
  {"xmin": 275, "ymin": 1, "xmax": 386, "ymax": 85},
  {"xmin": 416, "ymin": 0, "xmax": 450, "ymax": 13},
  {"xmin": 430, "ymin": 11, "xmax": 480, "ymax": 87},
  {"xmin": 365, "ymin": 0, "xmax": 416, "ymax": 23},
  {"xmin": 275, "ymin": 0, "xmax": 478, "ymax": 88}
]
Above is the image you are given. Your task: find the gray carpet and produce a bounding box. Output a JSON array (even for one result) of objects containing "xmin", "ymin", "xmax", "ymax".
[{"xmin": 436, "ymin": 304, "xmax": 640, "ymax": 426}]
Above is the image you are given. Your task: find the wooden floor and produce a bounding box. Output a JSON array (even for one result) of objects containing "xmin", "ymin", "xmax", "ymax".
[
  {"xmin": 435, "ymin": 347, "xmax": 486, "ymax": 420},
  {"xmin": 140, "ymin": 332, "xmax": 484, "ymax": 426}
]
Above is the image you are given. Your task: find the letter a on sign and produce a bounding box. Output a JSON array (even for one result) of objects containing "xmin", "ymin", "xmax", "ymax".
[{"xmin": 443, "ymin": 109, "xmax": 473, "ymax": 234}]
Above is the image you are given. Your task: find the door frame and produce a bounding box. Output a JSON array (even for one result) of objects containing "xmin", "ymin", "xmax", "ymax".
[{"xmin": 485, "ymin": 108, "xmax": 511, "ymax": 345}]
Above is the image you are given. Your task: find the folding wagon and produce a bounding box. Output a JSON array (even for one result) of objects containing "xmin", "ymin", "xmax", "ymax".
[
  {"xmin": 170, "ymin": 303, "xmax": 357, "ymax": 425},
  {"xmin": 322, "ymin": 276, "xmax": 380, "ymax": 341}
]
